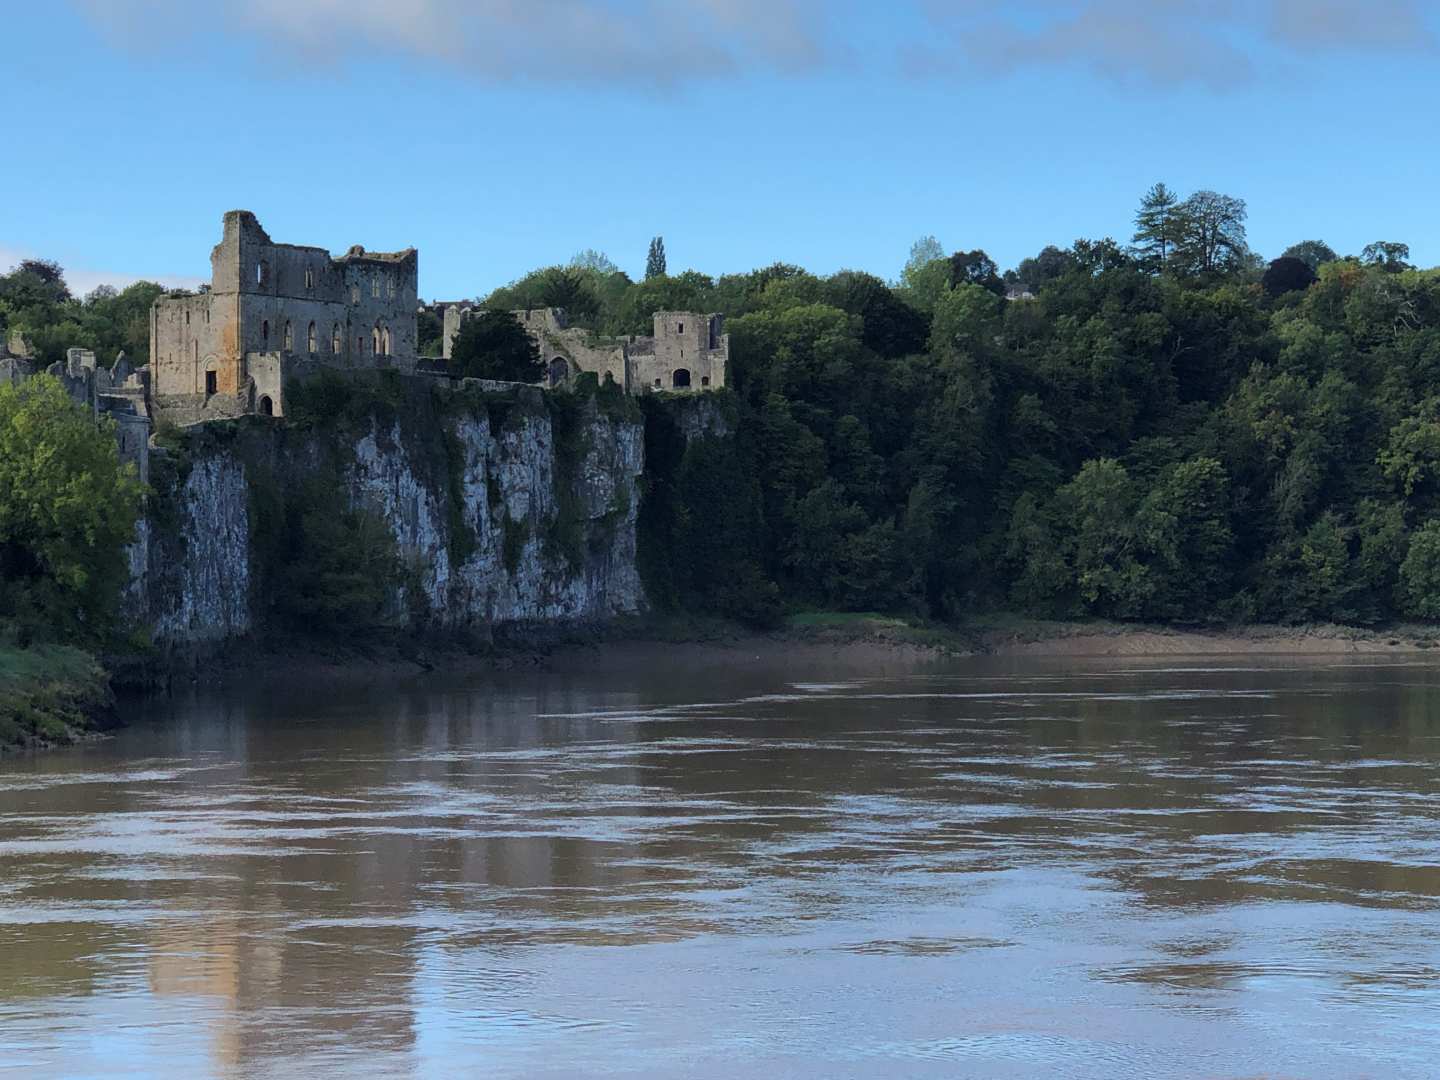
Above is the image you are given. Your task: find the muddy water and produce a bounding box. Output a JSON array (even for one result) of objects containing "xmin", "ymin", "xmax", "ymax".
[{"xmin": 2, "ymin": 655, "xmax": 1440, "ymax": 1078}]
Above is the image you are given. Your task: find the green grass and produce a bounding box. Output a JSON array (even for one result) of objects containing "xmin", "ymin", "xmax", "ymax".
[{"xmin": 0, "ymin": 641, "xmax": 112, "ymax": 753}]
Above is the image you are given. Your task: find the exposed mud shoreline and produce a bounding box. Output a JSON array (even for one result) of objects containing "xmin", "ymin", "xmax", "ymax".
[{"xmin": 147, "ymin": 617, "xmax": 1440, "ymax": 692}]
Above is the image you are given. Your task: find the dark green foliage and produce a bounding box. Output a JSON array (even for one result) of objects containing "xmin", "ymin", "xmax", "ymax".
[
  {"xmin": 1263, "ymin": 257, "xmax": 1318, "ymax": 298},
  {"xmin": 1363, "ymin": 242, "xmax": 1412, "ymax": 273},
  {"xmin": 646, "ymin": 237, "xmax": 667, "ymax": 281},
  {"xmin": 417, "ymin": 306, "xmax": 444, "ymax": 357},
  {"xmin": 0, "ymin": 257, "xmax": 162, "ymax": 367},
  {"xmin": 1132, "ymin": 182, "xmax": 1182, "ymax": 268},
  {"xmin": 449, "ymin": 311, "xmax": 543, "ymax": 382},
  {"xmin": 1283, "ymin": 241, "xmax": 1338, "ymax": 271},
  {"xmin": 0, "ymin": 376, "xmax": 143, "ymax": 645}
]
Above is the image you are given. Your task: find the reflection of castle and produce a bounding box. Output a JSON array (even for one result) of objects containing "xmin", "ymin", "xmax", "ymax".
[{"xmin": 440, "ymin": 306, "xmax": 729, "ymax": 395}]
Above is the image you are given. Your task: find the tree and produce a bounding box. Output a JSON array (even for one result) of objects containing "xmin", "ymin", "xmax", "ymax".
[
  {"xmin": 449, "ymin": 311, "xmax": 543, "ymax": 382},
  {"xmin": 1282, "ymin": 240, "xmax": 1338, "ymax": 271},
  {"xmin": 0, "ymin": 375, "xmax": 142, "ymax": 642},
  {"xmin": 948, "ymin": 249, "xmax": 1005, "ymax": 296},
  {"xmin": 824, "ymin": 271, "xmax": 929, "ymax": 358},
  {"xmin": 1131, "ymin": 182, "xmax": 1181, "ymax": 268},
  {"xmin": 1262, "ymin": 257, "xmax": 1318, "ymax": 298},
  {"xmin": 904, "ymin": 236, "xmax": 945, "ymax": 277},
  {"xmin": 1400, "ymin": 520, "xmax": 1440, "ymax": 619},
  {"xmin": 645, "ymin": 237, "xmax": 667, "ymax": 280},
  {"xmin": 1173, "ymin": 191, "xmax": 1249, "ymax": 275},
  {"xmin": 1362, "ymin": 241, "xmax": 1411, "ymax": 272},
  {"xmin": 571, "ymin": 249, "xmax": 619, "ymax": 275},
  {"xmin": 1013, "ymin": 246, "xmax": 1076, "ymax": 287}
]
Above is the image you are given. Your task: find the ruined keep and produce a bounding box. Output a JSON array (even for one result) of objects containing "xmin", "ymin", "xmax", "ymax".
[
  {"xmin": 440, "ymin": 306, "xmax": 728, "ymax": 394},
  {"xmin": 149, "ymin": 211, "xmax": 418, "ymax": 422}
]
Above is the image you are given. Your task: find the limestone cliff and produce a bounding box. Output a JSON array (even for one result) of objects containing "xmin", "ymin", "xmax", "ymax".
[{"xmin": 128, "ymin": 375, "xmax": 647, "ymax": 647}]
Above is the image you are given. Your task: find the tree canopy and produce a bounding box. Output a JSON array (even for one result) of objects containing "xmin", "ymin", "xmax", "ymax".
[
  {"xmin": 0, "ymin": 375, "xmax": 143, "ymax": 643},
  {"xmin": 449, "ymin": 311, "xmax": 543, "ymax": 382}
]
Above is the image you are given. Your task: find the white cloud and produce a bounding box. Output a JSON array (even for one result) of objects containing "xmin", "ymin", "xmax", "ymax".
[
  {"xmin": 0, "ymin": 247, "xmax": 205, "ymax": 298},
  {"xmin": 74, "ymin": 0, "xmax": 835, "ymax": 85},
  {"xmin": 910, "ymin": 0, "xmax": 1437, "ymax": 88}
]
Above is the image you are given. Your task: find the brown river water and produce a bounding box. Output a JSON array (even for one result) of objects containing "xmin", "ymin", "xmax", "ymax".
[{"xmin": 2, "ymin": 653, "xmax": 1440, "ymax": 1078}]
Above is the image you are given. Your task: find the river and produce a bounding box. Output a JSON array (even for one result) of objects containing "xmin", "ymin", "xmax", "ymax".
[{"xmin": 1, "ymin": 652, "xmax": 1439, "ymax": 1078}]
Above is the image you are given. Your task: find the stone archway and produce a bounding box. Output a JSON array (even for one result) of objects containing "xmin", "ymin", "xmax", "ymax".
[
  {"xmin": 258, "ymin": 395, "xmax": 274, "ymax": 417},
  {"xmin": 672, "ymin": 368, "xmax": 692, "ymax": 389},
  {"xmin": 548, "ymin": 357, "xmax": 570, "ymax": 387}
]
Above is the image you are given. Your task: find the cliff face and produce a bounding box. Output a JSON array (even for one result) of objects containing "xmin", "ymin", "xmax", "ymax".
[{"xmin": 128, "ymin": 377, "xmax": 646, "ymax": 647}]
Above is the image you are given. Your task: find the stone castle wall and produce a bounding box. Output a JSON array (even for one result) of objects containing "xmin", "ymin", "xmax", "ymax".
[
  {"xmin": 151, "ymin": 211, "xmax": 418, "ymax": 422},
  {"xmin": 441, "ymin": 306, "xmax": 728, "ymax": 394}
]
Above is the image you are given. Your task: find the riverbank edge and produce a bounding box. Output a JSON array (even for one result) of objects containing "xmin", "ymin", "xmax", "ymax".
[
  {"xmin": 114, "ymin": 612, "xmax": 1440, "ymax": 690},
  {"xmin": 0, "ymin": 644, "xmax": 117, "ymax": 756},
  {"xmin": 9, "ymin": 614, "xmax": 1438, "ymax": 755}
]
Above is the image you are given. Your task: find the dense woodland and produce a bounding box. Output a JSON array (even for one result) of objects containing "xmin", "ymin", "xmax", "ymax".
[{"xmin": 9, "ymin": 183, "xmax": 1440, "ymax": 637}]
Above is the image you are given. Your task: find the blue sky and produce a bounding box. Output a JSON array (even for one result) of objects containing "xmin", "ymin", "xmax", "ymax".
[{"xmin": 3, "ymin": 1, "xmax": 1437, "ymax": 299}]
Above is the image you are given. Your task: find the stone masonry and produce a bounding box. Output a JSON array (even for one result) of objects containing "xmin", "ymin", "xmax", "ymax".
[
  {"xmin": 440, "ymin": 305, "xmax": 728, "ymax": 394},
  {"xmin": 150, "ymin": 211, "xmax": 418, "ymax": 422}
]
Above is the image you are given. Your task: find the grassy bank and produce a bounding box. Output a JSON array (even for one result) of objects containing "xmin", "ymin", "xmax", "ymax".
[{"xmin": 0, "ymin": 644, "xmax": 114, "ymax": 754}]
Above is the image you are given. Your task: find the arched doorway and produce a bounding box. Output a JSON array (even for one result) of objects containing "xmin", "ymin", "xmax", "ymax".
[
  {"xmin": 548, "ymin": 357, "xmax": 570, "ymax": 387},
  {"xmin": 672, "ymin": 368, "xmax": 691, "ymax": 388},
  {"xmin": 258, "ymin": 396, "xmax": 274, "ymax": 417}
]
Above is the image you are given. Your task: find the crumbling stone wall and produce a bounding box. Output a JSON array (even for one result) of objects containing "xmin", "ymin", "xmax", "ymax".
[
  {"xmin": 151, "ymin": 211, "xmax": 418, "ymax": 422},
  {"xmin": 0, "ymin": 346, "xmax": 150, "ymax": 483},
  {"xmin": 630, "ymin": 312, "xmax": 728, "ymax": 391},
  {"xmin": 441, "ymin": 305, "xmax": 728, "ymax": 395}
]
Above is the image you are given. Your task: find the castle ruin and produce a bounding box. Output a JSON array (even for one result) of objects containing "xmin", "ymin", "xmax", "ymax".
[
  {"xmin": 0, "ymin": 336, "xmax": 151, "ymax": 484},
  {"xmin": 437, "ymin": 305, "xmax": 731, "ymax": 394},
  {"xmin": 149, "ymin": 211, "xmax": 418, "ymax": 421},
  {"xmin": 440, "ymin": 307, "xmax": 729, "ymax": 394}
]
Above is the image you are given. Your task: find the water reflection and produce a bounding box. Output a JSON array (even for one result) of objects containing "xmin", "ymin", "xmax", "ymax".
[{"xmin": 1, "ymin": 657, "xmax": 1440, "ymax": 1077}]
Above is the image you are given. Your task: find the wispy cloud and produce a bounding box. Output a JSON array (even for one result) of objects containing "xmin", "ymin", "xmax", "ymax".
[
  {"xmin": 75, "ymin": 0, "xmax": 836, "ymax": 86},
  {"xmin": 908, "ymin": 0, "xmax": 1437, "ymax": 88},
  {"xmin": 0, "ymin": 247, "xmax": 205, "ymax": 298}
]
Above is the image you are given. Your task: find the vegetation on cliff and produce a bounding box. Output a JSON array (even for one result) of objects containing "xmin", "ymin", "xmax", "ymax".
[
  {"xmin": 0, "ymin": 375, "xmax": 140, "ymax": 749},
  {"xmin": 14, "ymin": 184, "xmax": 1440, "ymax": 636},
  {"xmin": 473, "ymin": 185, "xmax": 1440, "ymax": 626},
  {"xmin": 0, "ymin": 375, "xmax": 143, "ymax": 644}
]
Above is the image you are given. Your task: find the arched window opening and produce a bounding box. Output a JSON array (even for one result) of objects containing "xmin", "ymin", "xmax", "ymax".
[
  {"xmin": 262, "ymin": 319, "xmax": 269, "ymax": 345},
  {"xmin": 381, "ymin": 325, "xmax": 391, "ymax": 356},
  {"xmin": 256, "ymin": 261, "xmax": 267, "ymax": 287},
  {"xmin": 358, "ymin": 335, "xmax": 365, "ymax": 353},
  {"xmin": 701, "ymin": 376, "xmax": 710, "ymax": 387},
  {"xmin": 205, "ymin": 370, "xmax": 217, "ymax": 397},
  {"xmin": 602, "ymin": 371, "xmax": 615, "ymax": 386},
  {"xmin": 653, "ymin": 378, "xmax": 661, "ymax": 388},
  {"xmin": 305, "ymin": 268, "xmax": 314, "ymax": 290},
  {"xmin": 259, "ymin": 395, "xmax": 274, "ymax": 417},
  {"xmin": 308, "ymin": 322, "xmax": 317, "ymax": 353},
  {"xmin": 677, "ymin": 322, "xmax": 684, "ymax": 334},
  {"xmin": 284, "ymin": 321, "xmax": 293, "ymax": 351},
  {"xmin": 185, "ymin": 310, "xmax": 190, "ymax": 326},
  {"xmin": 672, "ymin": 368, "xmax": 691, "ymax": 389},
  {"xmin": 333, "ymin": 324, "xmax": 342, "ymax": 354},
  {"xmin": 548, "ymin": 357, "xmax": 569, "ymax": 387},
  {"xmin": 372, "ymin": 325, "xmax": 381, "ymax": 355}
]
